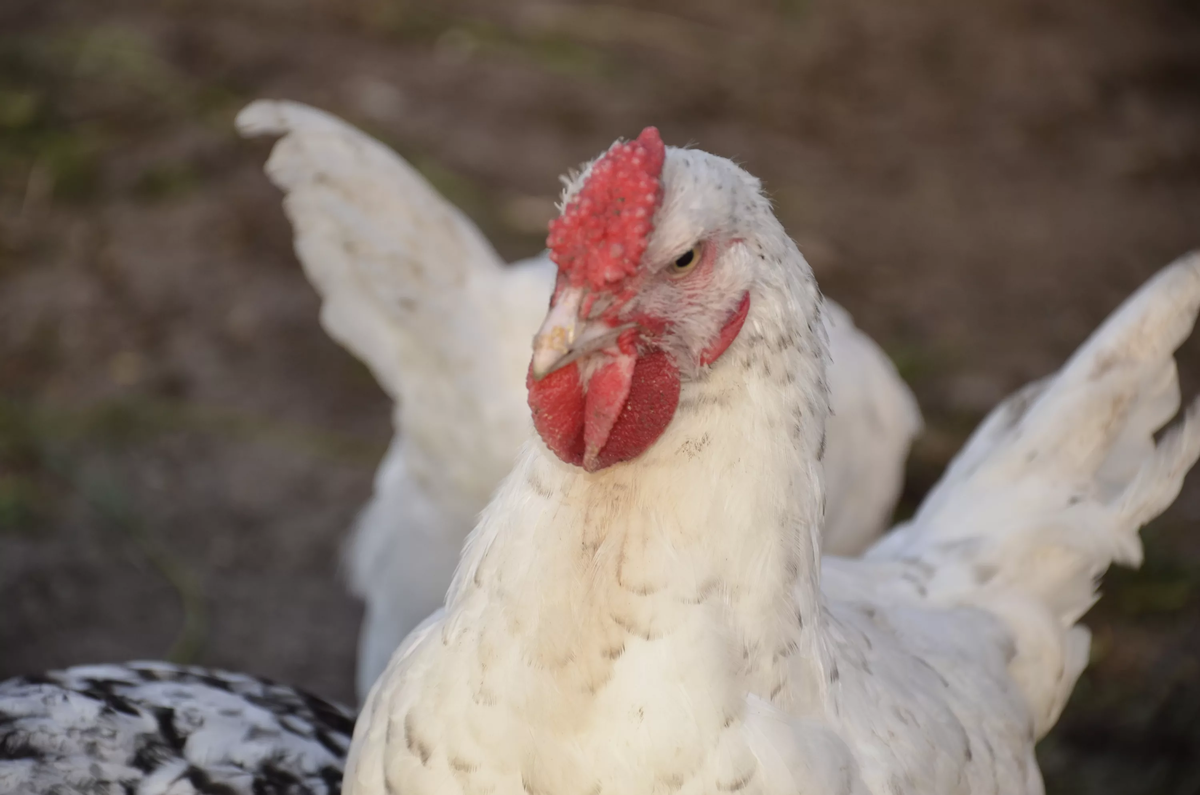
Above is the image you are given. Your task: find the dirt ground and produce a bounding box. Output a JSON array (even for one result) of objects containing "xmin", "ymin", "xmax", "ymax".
[{"xmin": 2, "ymin": 0, "xmax": 1199, "ymax": 792}]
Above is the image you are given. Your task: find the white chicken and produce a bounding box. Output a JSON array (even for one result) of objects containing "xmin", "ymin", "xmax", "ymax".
[
  {"xmin": 342, "ymin": 127, "xmax": 1200, "ymax": 795},
  {"xmin": 235, "ymin": 100, "xmax": 923, "ymax": 701}
]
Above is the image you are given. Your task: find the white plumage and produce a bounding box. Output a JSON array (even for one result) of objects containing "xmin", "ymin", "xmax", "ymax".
[
  {"xmin": 235, "ymin": 100, "xmax": 923, "ymax": 701},
  {"xmin": 0, "ymin": 662, "xmax": 354, "ymax": 795},
  {"xmin": 338, "ymin": 132, "xmax": 1200, "ymax": 795}
]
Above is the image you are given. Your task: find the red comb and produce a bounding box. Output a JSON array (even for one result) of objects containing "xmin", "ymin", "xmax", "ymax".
[{"xmin": 547, "ymin": 127, "xmax": 665, "ymax": 293}]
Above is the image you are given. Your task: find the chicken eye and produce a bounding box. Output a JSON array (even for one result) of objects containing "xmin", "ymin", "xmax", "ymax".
[{"xmin": 671, "ymin": 245, "xmax": 700, "ymax": 276}]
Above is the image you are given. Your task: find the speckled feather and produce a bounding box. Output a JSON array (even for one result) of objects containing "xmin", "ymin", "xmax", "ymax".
[
  {"xmin": 344, "ymin": 131, "xmax": 1200, "ymax": 795},
  {"xmin": 236, "ymin": 101, "xmax": 923, "ymax": 701},
  {"xmin": 0, "ymin": 662, "xmax": 354, "ymax": 795}
]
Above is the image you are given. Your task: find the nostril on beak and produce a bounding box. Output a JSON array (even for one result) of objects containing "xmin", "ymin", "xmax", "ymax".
[{"xmin": 531, "ymin": 288, "xmax": 585, "ymax": 378}]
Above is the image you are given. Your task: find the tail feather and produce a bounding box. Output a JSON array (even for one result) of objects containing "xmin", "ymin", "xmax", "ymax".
[
  {"xmin": 237, "ymin": 99, "xmax": 511, "ymax": 406},
  {"xmin": 236, "ymin": 98, "xmax": 544, "ymax": 497},
  {"xmin": 238, "ymin": 100, "xmax": 547, "ymax": 701},
  {"xmin": 868, "ymin": 253, "xmax": 1200, "ymax": 733}
]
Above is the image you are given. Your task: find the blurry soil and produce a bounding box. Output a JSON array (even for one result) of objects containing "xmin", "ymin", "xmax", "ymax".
[{"xmin": 2, "ymin": 1, "xmax": 1200, "ymax": 792}]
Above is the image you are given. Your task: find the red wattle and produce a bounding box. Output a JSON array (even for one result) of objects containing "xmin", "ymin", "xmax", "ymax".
[
  {"xmin": 528, "ymin": 350, "xmax": 681, "ymax": 471},
  {"xmin": 594, "ymin": 350, "xmax": 680, "ymax": 470},
  {"xmin": 700, "ymin": 292, "xmax": 751, "ymax": 366},
  {"xmin": 583, "ymin": 353, "xmax": 637, "ymax": 470},
  {"xmin": 527, "ymin": 362, "xmax": 586, "ymax": 466}
]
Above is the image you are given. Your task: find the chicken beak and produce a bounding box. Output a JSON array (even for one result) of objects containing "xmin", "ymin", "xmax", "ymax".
[{"xmin": 531, "ymin": 287, "xmax": 634, "ymax": 379}]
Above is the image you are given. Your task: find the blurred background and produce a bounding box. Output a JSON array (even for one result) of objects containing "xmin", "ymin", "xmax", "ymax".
[{"xmin": 1, "ymin": 0, "xmax": 1199, "ymax": 792}]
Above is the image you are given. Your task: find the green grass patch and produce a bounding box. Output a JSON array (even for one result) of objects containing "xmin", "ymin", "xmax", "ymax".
[
  {"xmin": 133, "ymin": 159, "xmax": 200, "ymax": 201},
  {"xmin": 0, "ymin": 473, "xmax": 44, "ymax": 535}
]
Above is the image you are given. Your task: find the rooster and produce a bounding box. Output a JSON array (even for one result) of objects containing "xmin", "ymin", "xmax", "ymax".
[
  {"xmin": 235, "ymin": 101, "xmax": 923, "ymax": 701},
  {"xmin": 344, "ymin": 128, "xmax": 1200, "ymax": 795}
]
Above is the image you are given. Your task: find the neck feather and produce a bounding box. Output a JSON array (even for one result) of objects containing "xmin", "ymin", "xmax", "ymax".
[{"xmin": 447, "ymin": 244, "xmax": 830, "ymax": 712}]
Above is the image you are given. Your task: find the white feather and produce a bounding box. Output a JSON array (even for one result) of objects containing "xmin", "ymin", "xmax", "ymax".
[
  {"xmin": 822, "ymin": 301, "xmax": 923, "ymax": 554},
  {"xmin": 866, "ymin": 253, "xmax": 1200, "ymax": 734}
]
